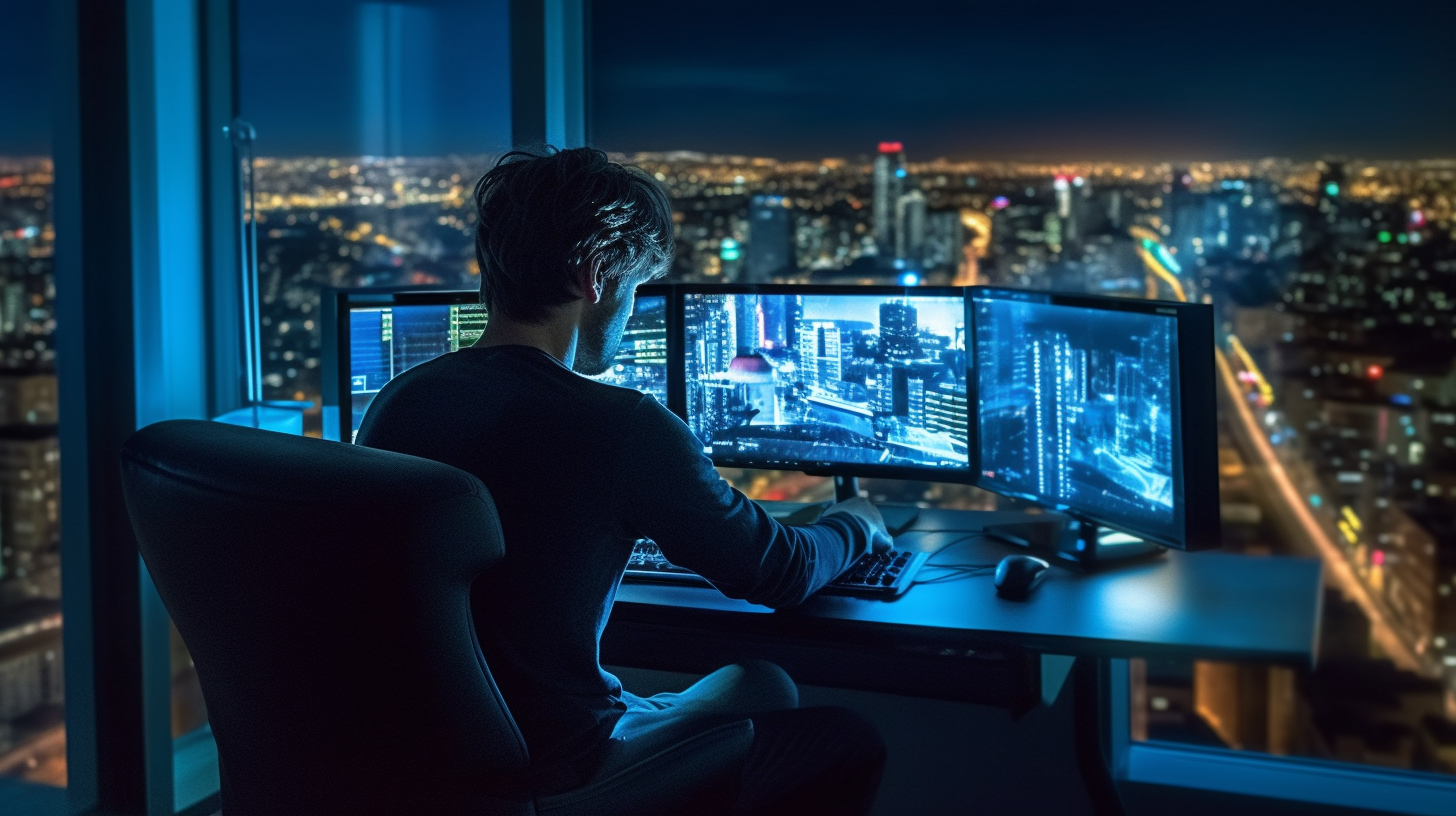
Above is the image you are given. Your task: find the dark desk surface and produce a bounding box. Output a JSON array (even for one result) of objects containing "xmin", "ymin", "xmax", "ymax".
[{"xmin": 612, "ymin": 509, "xmax": 1324, "ymax": 667}]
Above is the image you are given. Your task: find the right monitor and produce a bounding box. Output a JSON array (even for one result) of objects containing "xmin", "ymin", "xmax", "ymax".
[{"xmin": 970, "ymin": 288, "xmax": 1218, "ymax": 550}]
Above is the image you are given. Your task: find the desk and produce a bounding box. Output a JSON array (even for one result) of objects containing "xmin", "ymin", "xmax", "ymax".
[
  {"xmin": 612, "ymin": 509, "xmax": 1320, "ymax": 666},
  {"xmin": 602, "ymin": 507, "xmax": 1324, "ymax": 815}
]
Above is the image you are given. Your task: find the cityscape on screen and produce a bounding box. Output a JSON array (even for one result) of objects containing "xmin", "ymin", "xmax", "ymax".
[
  {"xmin": 975, "ymin": 298, "xmax": 1178, "ymax": 530},
  {"xmin": 684, "ymin": 293, "xmax": 968, "ymax": 470}
]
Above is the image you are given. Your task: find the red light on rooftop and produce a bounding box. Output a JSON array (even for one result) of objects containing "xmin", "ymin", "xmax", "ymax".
[
  {"xmin": 1367, "ymin": 364, "xmax": 1384, "ymax": 380},
  {"xmin": 878, "ymin": 142, "xmax": 903, "ymax": 154}
]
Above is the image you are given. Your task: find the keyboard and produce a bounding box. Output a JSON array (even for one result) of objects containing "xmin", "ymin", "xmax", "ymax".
[{"xmin": 623, "ymin": 539, "xmax": 929, "ymax": 598}]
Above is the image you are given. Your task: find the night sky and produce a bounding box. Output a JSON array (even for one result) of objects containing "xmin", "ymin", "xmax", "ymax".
[
  {"xmin": 591, "ymin": 0, "xmax": 1456, "ymax": 161},
  {"xmin": 3, "ymin": 1, "xmax": 1455, "ymax": 160}
]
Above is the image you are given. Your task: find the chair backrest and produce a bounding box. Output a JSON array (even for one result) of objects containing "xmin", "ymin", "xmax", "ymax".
[{"xmin": 121, "ymin": 420, "xmax": 531, "ymax": 815}]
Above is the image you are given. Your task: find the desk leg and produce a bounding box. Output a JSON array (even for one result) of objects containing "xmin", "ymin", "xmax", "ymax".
[{"xmin": 1073, "ymin": 657, "xmax": 1127, "ymax": 816}]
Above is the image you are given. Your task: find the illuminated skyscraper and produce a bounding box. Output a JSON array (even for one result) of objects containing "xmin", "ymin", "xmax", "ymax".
[
  {"xmin": 759, "ymin": 295, "xmax": 796, "ymax": 351},
  {"xmin": 873, "ymin": 142, "xmax": 905, "ymax": 260},
  {"xmin": 879, "ymin": 301, "xmax": 920, "ymax": 362},
  {"xmin": 895, "ymin": 190, "xmax": 927, "ymax": 264},
  {"xmin": 735, "ymin": 293, "xmax": 761, "ymax": 355},
  {"xmin": 797, "ymin": 320, "xmax": 841, "ymax": 392},
  {"xmin": 925, "ymin": 382, "xmax": 968, "ymax": 447},
  {"xmin": 872, "ymin": 362, "xmax": 894, "ymax": 418},
  {"xmin": 1031, "ymin": 333, "xmax": 1075, "ymax": 498},
  {"xmin": 907, "ymin": 376, "xmax": 926, "ymax": 428}
]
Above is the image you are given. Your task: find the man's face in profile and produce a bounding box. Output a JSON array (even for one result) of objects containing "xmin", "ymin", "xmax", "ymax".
[{"xmin": 573, "ymin": 277, "xmax": 638, "ymax": 376}]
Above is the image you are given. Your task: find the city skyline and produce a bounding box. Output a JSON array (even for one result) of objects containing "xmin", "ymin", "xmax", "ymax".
[{"xmin": 6, "ymin": 130, "xmax": 1456, "ymax": 779}]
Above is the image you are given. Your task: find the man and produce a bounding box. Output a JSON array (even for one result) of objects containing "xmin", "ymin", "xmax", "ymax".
[{"xmin": 357, "ymin": 147, "xmax": 889, "ymax": 813}]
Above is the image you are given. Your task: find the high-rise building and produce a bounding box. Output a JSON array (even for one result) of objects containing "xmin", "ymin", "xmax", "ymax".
[
  {"xmin": 745, "ymin": 195, "xmax": 795, "ymax": 282},
  {"xmin": 0, "ymin": 429, "xmax": 60, "ymax": 599},
  {"xmin": 907, "ymin": 376, "xmax": 926, "ymax": 428},
  {"xmin": 1031, "ymin": 333, "xmax": 1075, "ymax": 498},
  {"xmin": 1318, "ymin": 159, "xmax": 1346, "ymax": 199},
  {"xmin": 735, "ymin": 294, "xmax": 761, "ymax": 355},
  {"xmin": 895, "ymin": 190, "xmax": 927, "ymax": 264},
  {"xmin": 925, "ymin": 382, "xmax": 969, "ymax": 447},
  {"xmin": 872, "ymin": 362, "xmax": 894, "ymax": 418},
  {"xmin": 759, "ymin": 295, "xmax": 796, "ymax": 351},
  {"xmin": 873, "ymin": 142, "xmax": 905, "ymax": 261},
  {"xmin": 797, "ymin": 320, "xmax": 841, "ymax": 392},
  {"xmin": 923, "ymin": 211, "xmax": 965, "ymax": 271},
  {"xmin": 880, "ymin": 301, "xmax": 920, "ymax": 362}
]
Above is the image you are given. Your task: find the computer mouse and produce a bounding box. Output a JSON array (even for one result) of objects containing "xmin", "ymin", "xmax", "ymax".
[{"xmin": 994, "ymin": 554, "xmax": 1051, "ymax": 599}]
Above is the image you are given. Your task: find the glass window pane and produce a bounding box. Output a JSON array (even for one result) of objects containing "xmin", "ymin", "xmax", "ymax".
[
  {"xmin": 0, "ymin": 0, "xmax": 65, "ymax": 792},
  {"xmin": 238, "ymin": 0, "xmax": 511, "ymax": 433},
  {"xmin": 592, "ymin": 0, "xmax": 1456, "ymax": 778},
  {"xmin": 166, "ymin": 0, "xmax": 514, "ymax": 772}
]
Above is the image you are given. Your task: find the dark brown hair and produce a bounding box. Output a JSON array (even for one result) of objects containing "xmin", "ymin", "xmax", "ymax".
[{"xmin": 472, "ymin": 147, "xmax": 673, "ymax": 322}]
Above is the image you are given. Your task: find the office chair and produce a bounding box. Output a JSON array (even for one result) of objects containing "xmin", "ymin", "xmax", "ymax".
[{"xmin": 120, "ymin": 419, "xmax": 753, "ymax": 815}]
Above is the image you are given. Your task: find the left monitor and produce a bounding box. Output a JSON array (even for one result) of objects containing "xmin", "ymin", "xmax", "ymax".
[{"xmin": 330, "ymin": 286, "xmax": 669, "ymax": 442}]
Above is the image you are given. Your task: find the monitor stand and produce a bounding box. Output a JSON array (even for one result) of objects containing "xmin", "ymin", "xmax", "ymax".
[
  {"xmin": 982, "ymin": 512, "xmax": 1166, "ymax": 572},
  {"xmin": 833, "ymin": 476, "xmax": 921, "ymax": 535}
]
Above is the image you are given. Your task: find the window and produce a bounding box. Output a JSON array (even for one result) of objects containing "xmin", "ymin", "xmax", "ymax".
[
  {"xmin": 0, "ymin": 0, "xmax": 65, "ymax": 793},
  {"xmin": 237, "ymin": 0, "xmax": 511, "ymax": 434},
  {"xmin": 592, "ymin": 0, "xmax": 1456, "ymax": 790}
]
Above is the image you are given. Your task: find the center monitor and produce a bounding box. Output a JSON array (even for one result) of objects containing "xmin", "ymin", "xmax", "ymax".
[{"xmin": 677, "ymin": 285, "xmax": 972, "ymax": 481}]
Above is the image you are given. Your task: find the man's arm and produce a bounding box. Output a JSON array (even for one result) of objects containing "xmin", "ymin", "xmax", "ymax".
[{"xmin": 611, "ymin": 397, "xmax": 877, "ymax": 608}]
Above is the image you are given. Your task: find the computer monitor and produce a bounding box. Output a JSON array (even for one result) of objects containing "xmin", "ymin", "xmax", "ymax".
[
  {"xmin": 969, "ymin": 287, "xmax": 1218, "ymax": 551},
  {"xmin": 327, "ymin": 285, "xmax": 670, "ymax": 442},
  {"xmin": 676, "ymin": 284, "xmax": 973, "ymax": 482}
]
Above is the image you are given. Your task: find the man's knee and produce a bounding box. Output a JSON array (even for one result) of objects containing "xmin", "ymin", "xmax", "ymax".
[{"xmin": 726, "ymin": 660, "xmax": 798, "ymax": 711}]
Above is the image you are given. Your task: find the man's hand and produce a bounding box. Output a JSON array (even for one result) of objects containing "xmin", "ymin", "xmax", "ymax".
[{"xmin": 823, "ymin": 496, "xmax": 894, "ymax": 554}]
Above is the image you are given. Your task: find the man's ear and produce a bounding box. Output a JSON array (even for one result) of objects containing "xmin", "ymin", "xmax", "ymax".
[{"xmin": 573, "ymin": 257, "xmax": 605, "ymax": 304}]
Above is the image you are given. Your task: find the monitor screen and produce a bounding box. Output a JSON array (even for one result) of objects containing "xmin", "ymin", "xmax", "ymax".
[
  {"xmin": 344, "ymin": 292, "xmax": 667, "ymax": 440},
  {"xmin": 972, "ymin": 292, "xmax": 1181, "ymax": 542},
  {"xmin": 682, "ymin": 290, "xmax": 970, "ymax": 475}
]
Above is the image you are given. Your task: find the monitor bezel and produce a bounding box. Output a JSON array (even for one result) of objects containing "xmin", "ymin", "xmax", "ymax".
[
  {"xmin": 670, "ymin": 283, "xmax": 976, "ymax": 485},
  {"xmin": 328, "ymin": 284, "xmax": 675, "ymax": 444},
  {"xmin": 967, "ymin": 287, "xmax": 1219, "ymax": 551}
]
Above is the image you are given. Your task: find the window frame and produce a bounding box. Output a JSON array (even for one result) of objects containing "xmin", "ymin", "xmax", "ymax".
[{"xmin": 1107, "ymin": 659, "xmax": 1456, "ymax": 815}]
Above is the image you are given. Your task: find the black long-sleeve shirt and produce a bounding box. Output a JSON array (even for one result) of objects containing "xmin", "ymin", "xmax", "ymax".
[{"xmin": 355, "ymin": 344, "xmax": 873, "ymax": 773}]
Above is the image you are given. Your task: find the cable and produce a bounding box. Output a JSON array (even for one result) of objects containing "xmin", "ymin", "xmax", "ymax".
[
  {"xmin": 919, "ymin": 531, "xmax": 988, "ymax": 560},
  {"xmin": 913, "ymin": 566, "xmax": 996, "ymax": 586}
]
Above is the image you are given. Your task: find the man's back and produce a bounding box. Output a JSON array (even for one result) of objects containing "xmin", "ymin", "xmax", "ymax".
[{"xmin": 356, "ymin": 343, "xmax": 872, "ymax": 775}]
